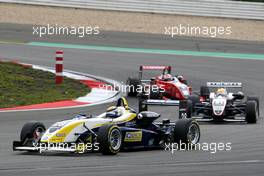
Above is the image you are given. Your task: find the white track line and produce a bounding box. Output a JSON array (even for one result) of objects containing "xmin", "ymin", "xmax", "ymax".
[{"xmin": 0, "ymin": 64, "xmax": 124, "ymax": 113}]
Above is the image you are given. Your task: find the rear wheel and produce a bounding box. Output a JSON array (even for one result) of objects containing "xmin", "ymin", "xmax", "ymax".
[
  {"xmin": 174, "ymin": 119, "xmax": 200, "ymax": 145},
  {"xmin": 149, "ymin": 87, "xmax": 161, "ymax": 99},
  {"xmin": 186, "ymin": 100, "xmax": 193, "ymax": 118},
  {"xmin": 20, "ymin": 122, "xmax": 46, "ymax": 151},
  {"xmin": 246, "ymin": 101, "xmax": 258, "ymax": 124},
  {"xmin": 179, "ymin": 100, "xmax": 192, "ymax": 119},
  {"xmin": 200, "ymin": 86, "xmax": 209, "ymax": 99},
  {"xmin": 97, "ymin": 125, "xmax": 122, "ymax": 155},
  {"xmin": 188, "ymin": 95, "xmax": 200, "ymax": 113},
  {"xmin": 126, "ymin": 77, "xmax": 140, "ymax": 96}
]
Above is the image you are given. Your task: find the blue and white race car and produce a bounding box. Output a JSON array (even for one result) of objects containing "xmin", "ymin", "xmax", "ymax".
[{"xmin": 13, "ymin": 97, "xmax": 200, "ymax": 155}]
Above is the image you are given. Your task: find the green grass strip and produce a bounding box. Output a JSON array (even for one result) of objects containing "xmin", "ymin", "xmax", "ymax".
[
  {"xmin": 0, "ymin": 62, "xmax": 90, "ymax": 108},
  {"xmin": 28, "ymin": 41, "xmax": 264, "ymax": 60}
]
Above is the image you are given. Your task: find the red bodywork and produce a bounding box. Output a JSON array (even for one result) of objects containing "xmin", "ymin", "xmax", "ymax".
[
  {"xmin": 139, "ymin": 65, "xmax": 192, "ymax": 100},
  {"xmin": 154, "ymin": 79, "xmax": 191, "ymax": 100}
]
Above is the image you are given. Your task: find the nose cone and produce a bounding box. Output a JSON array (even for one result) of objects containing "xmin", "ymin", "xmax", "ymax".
[
  {"xmin": 212, "ymin": 98, "xmax": 227, "ymax": 116},
  {"xmin": 40, "ymin": 121, "xmax": 83, "ymax": 143},
  {"xmin": 40, "ymin": 131, "xmax": 65, "ymax": 143}
]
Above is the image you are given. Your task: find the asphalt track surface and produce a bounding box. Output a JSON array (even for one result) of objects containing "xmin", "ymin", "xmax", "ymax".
[{"xmin": 0, "ymin": 24, "xmax": 264, "ymax": 176}]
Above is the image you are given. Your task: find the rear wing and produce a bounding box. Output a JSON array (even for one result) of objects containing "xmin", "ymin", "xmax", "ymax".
[
  {"xmin": 206, "ymin": 82, "xmax": 242, "ymax": 88},
  {"xmin": 141, "ymin": 99, "xmax": 180, "ymax": 106},
  {"xmin": 138, "ymin": 97, "xmax": 189, "ymax": 119},
  {"xmin": 139, "ymin": 65, "xmax": 171, "ymax": 81},
  {"xmin": 140, "ymin": 65, "xmax": 171, "ymax": 71}
]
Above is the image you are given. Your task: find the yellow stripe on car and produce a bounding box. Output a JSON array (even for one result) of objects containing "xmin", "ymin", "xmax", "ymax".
[{"xmin": 45, "ymin": 121, "xmax": 83, "ymax": 143}]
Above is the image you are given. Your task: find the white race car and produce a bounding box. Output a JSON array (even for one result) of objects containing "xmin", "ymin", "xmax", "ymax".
[{"xmin": 190, "ymin": 82, "xmax": 259, "ymax": 123}]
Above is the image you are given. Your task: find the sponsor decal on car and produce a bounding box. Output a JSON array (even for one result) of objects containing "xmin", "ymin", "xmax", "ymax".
[
  {"xmin": 56, "ymin": 133, "xmax": 66, "ymax": 137},
  {"xmin": 124, "ymin": 131, "xmax": 142, "ymax": 142}
]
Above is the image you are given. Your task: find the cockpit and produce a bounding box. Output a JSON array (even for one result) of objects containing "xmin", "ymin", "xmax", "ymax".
[
  {"xmin": 97, "ymin": 98, "xmax": 137, "ymax": 123},
  {"xmin": 215, "ymin": 88, "xmax": 228, "ymax": 97},
  {"xmin": 105, "ymin": 106, "xmax": 124, "ymax": 118}
]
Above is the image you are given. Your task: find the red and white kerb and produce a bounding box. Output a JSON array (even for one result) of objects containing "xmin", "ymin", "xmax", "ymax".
[{"xmin": 55, "ymin": 50, "xmax": 63, "ymax": 84}]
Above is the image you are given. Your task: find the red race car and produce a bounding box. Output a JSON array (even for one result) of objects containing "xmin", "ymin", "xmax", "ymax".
[{"xmin": 127, "ymin": 65, "xmax": 192, "ymax": 100}]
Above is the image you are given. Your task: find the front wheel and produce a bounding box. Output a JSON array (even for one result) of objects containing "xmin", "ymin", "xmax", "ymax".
[
  {"xmin": 20, "ymin": 122, "xmax": 46, "ymax": 151},
  {"xmin": 200, "ymin": 86, "xmax": 209, "ymax": 99},
  {"xmin": 174, "ymin": 119, "xmax": 200, "ymax": 145},
  {"xmin": 97, "ymin": 125, "xmax": 122, "ymax": 155},
  {"xmin": 246, "ymin": 101, "xmax": 258, "ymax": 124},
  {"xmin": 247, "ymin": 97, "xmax": 260, "ymax": 116}
]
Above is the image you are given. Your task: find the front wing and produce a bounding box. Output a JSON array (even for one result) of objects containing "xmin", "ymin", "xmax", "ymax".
[{"xmin": 193, "ymin": 102, "xmax": 247, "ymax": 122}]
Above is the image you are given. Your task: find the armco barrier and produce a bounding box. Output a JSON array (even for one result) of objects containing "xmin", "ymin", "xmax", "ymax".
[{"xmin": 1, "ymin": 0, "xmax": 264, "ymax": 20}]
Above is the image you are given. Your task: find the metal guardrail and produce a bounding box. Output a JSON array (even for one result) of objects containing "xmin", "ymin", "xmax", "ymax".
[{"xmin": 1, "ymin": 0, "xmax": 264, "ymax": 20}]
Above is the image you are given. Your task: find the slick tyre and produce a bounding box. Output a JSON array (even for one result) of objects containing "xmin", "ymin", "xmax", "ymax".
[
  {"xmin": 20, "ymin": 122, "xmax": 46, "ymax": 151},
  {"xmin": 186, "ymin": 100, "xmax": 193, "ymax": 118},
  {"xmin": 98, "ymin": 125, "xmax": 122, "ymax": 155},
  {"xmin": 174, "ymin": 119, "xmax": 200, "ymax": 145},
  {"xmin": 127, "ymin": 77, "xmax": 140, "ymax": 96},
  {"xmin": 149, "ymin": 87, "xmax": 160, "ymax": 99},
  {"xmin": 179, "ymin": 100, "xmax": 192, "ymax": 119},
  {"xmin": 200, "ymin": 86, "xmax": 209, "ymax": 98},
  {"xmin": 188, "ymin": 95, "xmax": 200, "ymax": 113},
  {"xmin": 247, "ymin": 97, "xmax": 260, "ymax": 116},
  {"xmin": 246, "ymin": 101, "xmax": 258, "ymax": 124}
]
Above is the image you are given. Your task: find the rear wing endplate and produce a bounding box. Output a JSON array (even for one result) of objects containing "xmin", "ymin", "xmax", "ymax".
[{"xmin": 140, "ymin": 65, "xmax": 171, "ymax": 71}]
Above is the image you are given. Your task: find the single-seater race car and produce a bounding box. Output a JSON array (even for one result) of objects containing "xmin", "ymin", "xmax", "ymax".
[
  {"xmin": 13, "ymin": 97, "xmax": 200, "ymax": 155},
  {"xmin": 127, "ymin": 65, "xmax": 191, "ymax": 100},
  {"xmin": 189, "ymin": 82, "xmax": 259, "ymax": 123}
]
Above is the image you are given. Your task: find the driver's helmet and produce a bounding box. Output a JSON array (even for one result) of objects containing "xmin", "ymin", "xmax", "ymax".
[
  {"xmin": 162, "ymin": 74, "xmax": 173, "ymax": 81},
  {"xmin": 237, "ymin": 91, "xmax": 244, "ymax": 96},
  {"xmin": 177, "ymin": 75, "xmax": 183, "ymax": 79},
  {"xmin": 106, "ymin": 106, "xmax": 122, "ymax": 118},
  {"xmin": 216, "ymin": 88, "xmax": 227, "ymax": 96},
  {"xmin": 177, "ymin": 75, "xmax": 184, "ymax": 82}
]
